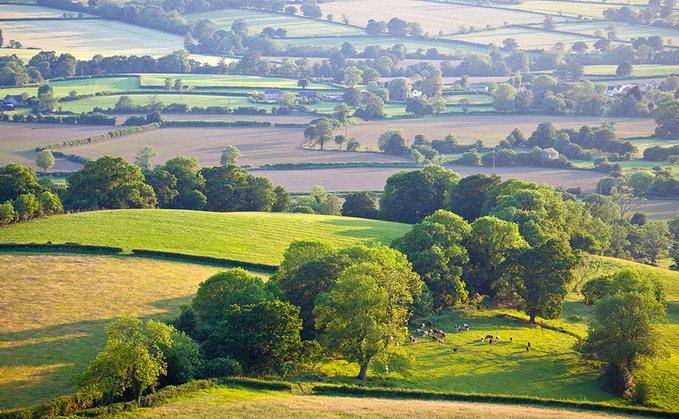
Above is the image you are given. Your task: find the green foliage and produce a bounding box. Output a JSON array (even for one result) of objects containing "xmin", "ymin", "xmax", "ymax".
[
  {"xmin": 134, "ymin": 146, "xmax": 158, "ymax": 172},
  {"xmin": 192, "ymin": 268, "xmax": 270, "ymax": 327},
  {"xmin": 36, "ymin": 149, "xmax": 55, "ymax": 173},
  {"xmin": 378, "ymin": 130, "xmax": 409, "ymax": 156},
  {"xmin": 0, "ymin": 164, "xmax": 44, "ymax": 203},
  {"xmin": 203, "ymin": 358, "xmax": 242, "ymax": 378},
  {"xmin": 35, "ymin": 124, "xmax": 160, "ymax": 151},
  {"xmin": 379, "ymin": 166, "xmax": 460, "ymax": 224},
  {"xmin": 199, "ymin": 165, "xmax": 274, "ymax": 212},
  {"xmin": 0, "ymin": 202, "xmax": 15, "ymax": 225},
  {"xmin": 220, "ymin": 145, "xmax": 240, "ymax": 166},
  {"xmin": 79, "ymin": 316, "xmax": 174, "ymax": 407},
  {"xmin": 159, "ymin": 331, "xmax": 203, "ymax": 387},
  {"xmin": 38, "ymin": 191, "xmax": 63, "ymax": 215},
  {"xmin": 447, "ymin": 173, "xmax": 501, "ymax": 222},
  {"xmin": 392, "ymin": 210, "xmax": 471, "ymax": 310},
  {"xmin": 12, "ymin": 193, "xmax": 40, "ymax": 222},
  {"xmin": 64, "ymin": 156, "xmax": 157, "ymax": 210},
  {"xmin": 211, "ymin": 300, "xmax": 313, "ymax": 377},
  {"xmin": 272, "ymin": 185, "xmax": 291, "ymax": 212},
  {"xmin": 341, "ymin": 191, "xmax": 378, "ymax": 219}
]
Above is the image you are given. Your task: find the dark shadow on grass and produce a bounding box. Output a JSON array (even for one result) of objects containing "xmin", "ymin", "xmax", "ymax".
[{"xmin": 0, "ymin": 296, "xmax": 190, "ymax": 412}]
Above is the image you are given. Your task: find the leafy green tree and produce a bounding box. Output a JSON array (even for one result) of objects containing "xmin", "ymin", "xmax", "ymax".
[
  {"xmin": 36, "ymin": 149, "xmax": 54, "ymax": 173},
  {"xmin": 192, "ymin": 268, "xmax": 270, "ymax": 329},
  {"xmin": 577, "ymin": 285, "xmax": 665, "ymax": 396},
  {"xmin": 492, "ymin": 83, "xmax": 516, "ymax": 112},
  {"xmin": 64, "ymin": 156, "xmax": 157, "ymax": 210},
  {"xmin": 158, "ymin": 331, "xmax": 203, "ymax": 387},
  {"xmin": 464, "ymin": 216, "xmax": 529, "ymax": 296},
  {"xmin": 79, "ymin": 316, "xmax": 174, "ymax": 407},
  {"xmin": 304, "ymin": 118, "xmax": 334, "ymax": 150},
  {"xmin": 297, "ymin": 78, "xmax": 310, "ymax": 89},
  {"xmin": 200, "ymin": 165, "xmax": 274, "ymax": 212},
  {"xmin": 447, "ymin": 173, "xmax": 502, "ymax": 222},
  {"xmin": 134, "ymin": 146, "xmax": 158, "ymax": 172},
  {"xmin": 314, "ymin": 246, "xmax": 421, "ymax": 380},
  {"xmin": 654, "ymin": 100, "xmax": 679, "ymax": 137},
  {"xmin": 421, "ymin": 68, "xmax": 443, "ymax": 97},
  {"xmin": 276, "ymin": 252, "xmax": 353, "ymax": 339},
  {"xmin": 0, "ymin": 163, "xmax": 44, "ymax": 204},
  {"xmin": 502, "ymin": 238, "xmax": 577, "ymax": 322},
  {"xmin": 378, "ymin": 130, "xmax": 408, "ymax": 156},
  {"xmin": 616, "ymin": 61, "xmax": 633, "ymax": 77},
  {"xmin": 272, "ymin": 185, "xmax": 291, "ymax": 212},
  {"xmin": 342, "ymin": 66, "xmax": 363, "ymax": 88},
  {"xmin": 392, "ymin": 210, "xmax": 472, "ymax": 310},
  {"xmin": 379, "ymin": 166, "xmax": 460, "ymax": 224},
  {"xmin": 12, "ymin": 193, "xmax": 39, "ymax": 221},
  {"xmin": 213, "ymin": 300, "xmax": 318, "ymax": 376},
  {"xmin": 388, "ymin": 78, "xmax": 412, "ymax": 101},
  {"xmin": 0, "ymin": 202, "xmax": 14, "ymax": 225},
  {"xmin": 37, "ymin": 84, "xmax": 57, "ymax": 113},
  {"xmin": 638, "ymin": 221, "xmax": 671, "ymax": 263},
  {"xmin": 38, "ymin": 190, "xmax": 62, "ymax": 215},
  {"xmin": 341, "ymin": 191, "xmax": 378, "ymax": 219},
  {"xmin": 160, "ymin": 156, "xmax": 205, "ymax": 210},
  {"xmin": 220, "ymin": 146, "xmax": 240, "ymax": 166},
  {"xmin": 354, "ymin": 92, "xmax": 384, "ymax": 120},
  {"xmin": 145, "ymin": 170, "xmax": 178, "ymax": 207}
]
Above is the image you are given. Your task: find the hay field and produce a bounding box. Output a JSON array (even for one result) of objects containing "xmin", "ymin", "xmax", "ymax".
[
  {"xmin": 185, "ymin": 8, "xmax": 365, "ymax": 37},
  {"xmin": 447, "ymin": 27, "xmax": 596, "ymax": 50},
  {"xmin": 0, "ymin": 122, "xmax": 116, "ymax": 170},
  {"xmin": 337, "ymin": 115, "xmax": 657, "ymax": 147},
  {"xmin": 0, "ymin": 19, "xmax": 184, "ymax": 58},
  {"xmin": 0, "ymin": 253, "xmax": 225, "ymax": 411},
  {"xmin": 258, "ymin": 165, "xmax": 604, "ymax": 193},
  {"xmin": 62, "ymin": 126, "xmax": 406, "ymax": 168},
  {"xmin": 120, "ymin": 387, "xmax": 627, "ymax": 419},
  {"xmin": 316, "ymin": 0, "xmax": 544, "ymax": 35},
  {"xmin": 506, "ymin": 0, "xmax": 645, "ymax": 18}
]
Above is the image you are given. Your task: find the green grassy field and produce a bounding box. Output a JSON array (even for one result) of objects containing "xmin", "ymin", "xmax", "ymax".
[
  {"xmin": 184, "ymin": 8, "xmax": 366, "ymax": 37},
  {"xmin": 582, "ymin": 65, "xmax": 679, "ymax": 77},
  {"xmin": 139, "ymin": 74, "xmax": 335, "ymax": 90},
  {"xmin": 0, "ymin": 4, "xmax": 96, "ymax": 19},
  {"xmin": 0, "ymin": 76, "xmax": 141, "ymax": 99},
  {"xmin": 0, "ymin": 252, "xmax": 227, "ymax": 411},
  {"xmin": 117, "ymin": 386, "xmax": 633, "ymax": 419},
  {"xmin": 506, "ymin": 1, "xmax": 645, "ymax": 19},
  {"xmin": 557, "ymin": 21, "xmax": 679, "ymax": 46},
  {"xmin": 0, "ymin": 210, "xmax": 410, "ymax": 265}
]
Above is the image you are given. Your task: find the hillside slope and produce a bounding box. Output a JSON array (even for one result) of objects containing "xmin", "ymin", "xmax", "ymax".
[{"xmin": 0, "ymin": 210, "xmax": 410, "ymax": 265}]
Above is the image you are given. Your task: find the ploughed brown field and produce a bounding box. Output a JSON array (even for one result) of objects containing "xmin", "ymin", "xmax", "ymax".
[{"xmin": 258, "ymin": 166, "xmax": 605, "ymax": 193}]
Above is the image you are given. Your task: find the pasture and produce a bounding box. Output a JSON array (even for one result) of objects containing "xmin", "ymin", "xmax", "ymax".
[
  {"xmin": 258, "ymin": 165, "xmax": 604, "ymax": 193},
  {"xmin": 0, "ymin": 210, "xmax": 411, "ymax": 265},
  {"xmin": 0, "ymin": 76, "xmax": 141, "ymax": 99},
  {"xmin": 184, "ymin": 8, "xmax": 366, "ymax": 37},
  {"xmin": 61, "ymin": 126, "xmax": 407, "ymax": 168},
  {"xmin": 0, "ymin": 122, "xmax": 116, "ymax": 171},
  {"xmin": 582, "ymin": 65, "xmax": 679, "ymax": 78},
  {"xmin": 337, "ymin": 115, "xmax": 657, "ymax": 147},
  {"xmin": 0, "ymin": 19, "xmax": 184, "ymax": 59},
  {"xmin": 118, "ymin": 386, "xmax": 629, "ymax": 419},
  {"xmin": 139, "ymin": 74, "xmax": 335, "ymax": 90},
  {"xmin": 316, "ymin": 0, "xmax": 544, "ymax": 35},
  {"xmin": 0, "ymin": 253, "xmax": 225, "ymax": 411}
]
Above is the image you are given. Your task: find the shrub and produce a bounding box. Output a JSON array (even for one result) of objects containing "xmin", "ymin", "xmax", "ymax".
[{"xmin": 202, "ymin": 358, "xmax": 243, "ymax": 378}]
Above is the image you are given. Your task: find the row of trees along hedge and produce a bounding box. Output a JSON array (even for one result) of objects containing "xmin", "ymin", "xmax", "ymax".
[
  {"xmin": 0, "ymin": 111, "xmax": 116, "ymax": 125},
  {"xmin": 35, "ymin": 123, "xmax": 161, "ymax": 151},
  {"xmin": 0, "ymin": 164, "xmax": 64, "ymax": 225}
]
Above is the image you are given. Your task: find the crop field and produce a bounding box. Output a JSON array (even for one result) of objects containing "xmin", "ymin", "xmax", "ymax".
[
  {"xmin": 0, "ymin": 122, "xmax": 116, "ymax": 170},
  {"xmin": 558, "ymin": 21, "xmax": 679, "ymax": 46},
  {"xmin": 447, "ymin": 27, "xmax": 596, "ymax": 50},
  {"xmin": 316, "ymin": 0, "xmax": 545, "ymax": 35},
  {"xmin": 184, "ymin": 8, "xmax": 366, "ymax": 37},
  {"xmin": 0, "ymin": 4, "xmax": 95, "ymax": 19},
  {"xmin": 581, "ymin": 64, "xmax": 679, "ymax": 77},
  {"xmin": 119, "ymin": 387, "xmax": 629, "ymax": 419},
  {"xmin": 259, "ymin": 165, "xmax": 604, "ymax": 193},
  {"xmin": 505, "ymin": 1, "xmax": 645, "ymax": 19},
  {"xmin": 61, "ymin": 126, "xmax": 407, "ymax": 168},
  {"xmin": 338, "ymin": 115, "xmax": 657, "ymax": 148},
  {"xmin": 0, "ymin": 19, "xmax": 184, "ymax": 59},
  {"xmin": 0, "ymin": 253, "xmax": 226, "ymax": 411},
  {"xmin": 0, "ymin": 210, "xmax": 410, "ymax": 265},
  {"xmin": 633, "ymin": 199, "xmax": 679, "ymax": 221},
  {"xmin": 139, "ymin": 74, "xmax": 336, "ymax": 90}
]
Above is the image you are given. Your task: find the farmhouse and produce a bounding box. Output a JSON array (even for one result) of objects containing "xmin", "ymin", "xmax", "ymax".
[
  {"xmin": 297, "ymin": 91, "xmax": 318, "ymax": 99},
  {"xmin": 3, "ymin": 94, "xmax": 26, "ymax": 107},
  {"xmin": 264, "ymin": 88, "xmax": 282, "ymax": 101}
]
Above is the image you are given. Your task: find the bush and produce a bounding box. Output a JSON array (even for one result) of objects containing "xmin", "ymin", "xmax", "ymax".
[{"xmin": 202, "ymin": 358, "xmax": 243, "ymax": 378}]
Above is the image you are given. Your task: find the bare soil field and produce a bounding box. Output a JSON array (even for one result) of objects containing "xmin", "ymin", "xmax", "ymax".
[
  {"xmin": 0, "ymin": 123, "xmax": 116, "ymax": 171},
  {"xmin": 340, "ymin": 115, "xmax": 657, "ymax": 147},
  {"xmin": 257, "ymin": 165, "xmax": 604, "ymax": 192},
  {"xmin": 316, "ymin": 0, "xmax": 545, "ymax": 35},
  {"xmin": 65, "ymin": 127, "xmax": 408, "ymax": 168},
  {"xmin": 116, "ymin": 113, "xmax": 316, "ymax": 125}
]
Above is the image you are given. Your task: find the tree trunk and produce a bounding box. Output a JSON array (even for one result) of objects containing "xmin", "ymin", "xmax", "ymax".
[
  {"xmin": 357, "ymin": 363, "xmax": 369, "ymax": 380},
  {"xmin": 529, "ymin": 313, "xmax": 536, "ymax": 323}
]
